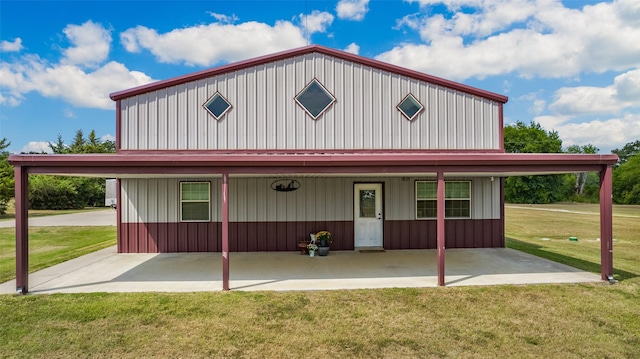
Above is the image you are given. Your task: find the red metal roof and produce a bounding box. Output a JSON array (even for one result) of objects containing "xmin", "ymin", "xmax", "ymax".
[
  {"xmin": 9, "ymin": 152, "xmax": 617, "ymax": 176},
  {"xmin": 109, "ymin": 45, "xmax": 508, "ymax": 104}
]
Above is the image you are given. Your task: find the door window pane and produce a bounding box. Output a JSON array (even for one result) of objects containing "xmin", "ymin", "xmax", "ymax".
[{"xmin": 360, "ymin": 190, "xmax": 376, "ymax": 218}]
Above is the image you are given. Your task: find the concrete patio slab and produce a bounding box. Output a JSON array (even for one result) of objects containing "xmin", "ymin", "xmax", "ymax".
[{"xmin": 0, "ymin": 246, "xmax": 602, "ymax": 295}]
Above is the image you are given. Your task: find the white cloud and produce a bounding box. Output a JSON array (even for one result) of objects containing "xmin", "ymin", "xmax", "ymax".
[
  {"xmin": 61, "ymin": 21, "xmax": 112, "ymax": 69},
  {"xmin": 535, "ymin": 113, "xmax": 640, "ymax": 150},
  {"xmin": 121, "ymin": 19, "xmax": 309, "ymax": 66},
  {"xmin": 1, "ymin": 38, "xmax": 23, "ymax": 52},
  {"xmin": 344, "ymin": 42, "xmax": 360, "ymax": 54},
  {"xmin": 208, "ymin": 12, "xmax": 239, "ymax": 24},
  {"xmin": 378, "ymin": 0, "xmax": 640, "ymax": 80},
  {"xmin": 21, "ymin": 141, "xmax": 52, "ymax": 154},
  {"xmin": 299, "ymin": 11, "xmax": 334, "ymax": 39},
  {"xmin": 519, "ymin": 92, "xmax": 546, "ymax": 115},
  {"xmin": 549, "ymin": 68, "xmax": 640, "ymax": 116},
  {"xmin": 532, "ymin": 67, "xmax": 640, "ymax": 152},
  {"xmin": 336, "ymin": 0, "xmax": 370, "ymax": 21},
  {"xmin": 0, "ymin": 92, "xmax": 20, "ymax": 106},
  {"xmin": 101, "ymin": 134, "xmax": 115, "ymax": 142},
  {"xmin": 63, "ymin": 108, "xmax": 76, "ymax": 118},
  {"xmin": 0, "ymin": 22, "xmax": 154, "ymax": 109}
]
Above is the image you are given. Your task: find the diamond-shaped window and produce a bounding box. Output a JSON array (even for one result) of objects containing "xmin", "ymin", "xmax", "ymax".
[
  {"xmin": 203, "ymin": 92, "xmax": 232, "ymax": 120},
  {"xmin": 295, "ymin": 79, "xmax": 336, "ymax": 119},
  {"xmin": 397, "ymin": 94, "xmax": 424, "ymax": 121}
]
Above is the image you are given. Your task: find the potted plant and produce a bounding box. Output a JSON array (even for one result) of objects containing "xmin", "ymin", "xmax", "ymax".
[
  {"xmin": 315, "ymin": 231, "xmax": 331, "ymax": 256},
  {"xmin": 307, "ymin": 243, "xmax": 318, "ymax": 257}
]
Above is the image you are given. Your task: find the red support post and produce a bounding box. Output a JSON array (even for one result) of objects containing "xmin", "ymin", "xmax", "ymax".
[
  {"xmin": 116, "ymin": 179, "xmax": 122, "ymax": 253},
  {"xmin": 222, "ymin": 173, "xmax": 230, "ymax": 290},
  {"xmin": 437, "ymin": 171, "xmax": 445, "ymax": 286},
  {"xmin": 600, "ymin": 165, "xmax": 614, "ymax": 281},
  {"xmin": 15, "ymin": 166, "xmax": 29, "ymax": 294}
]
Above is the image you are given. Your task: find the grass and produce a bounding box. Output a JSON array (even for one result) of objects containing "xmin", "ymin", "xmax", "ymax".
[
  {"xmin": 0, "ymin": 227, "xmax": 116, "ymax": 283},
  {"xmin": 0, "ymin": 204, "xmax": 638, "ymax": 357},
  {"xmin": 504, "ymin": 204, "xmax": 639, "ymax": 282},
  {"xmin": 0, "ymin": 285, "xmax": 639, "ymax": 357}
]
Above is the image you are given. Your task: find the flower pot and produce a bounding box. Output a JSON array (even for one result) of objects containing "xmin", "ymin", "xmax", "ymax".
[
  {"xmin": 317, "ymin": 246, "xmax": 330, "ymax": 256},
  {"xmin": 309, "ymin": 250, "xmax": 315, "ymax": 257}
]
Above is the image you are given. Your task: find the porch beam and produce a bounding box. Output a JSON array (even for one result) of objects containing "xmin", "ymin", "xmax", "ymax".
[
  {"xmin": 15, "ymin": 165, "xmax": 29, "ymax": 294},
  {"xmin": 599, "ymin": 165, "xmax": 614, "ymax": 281},
  {"xmin": 437, "ymin": 171, "xmax": 445, "ymax": 286},
  {"xmin": 221, "ymin": 172, "xmax": 230, "ymax": 290}
]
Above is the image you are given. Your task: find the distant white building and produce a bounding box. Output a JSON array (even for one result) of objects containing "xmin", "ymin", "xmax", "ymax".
[{"xmin": 105, "ymin": 179, "xmax": 117, "ymax": 208}]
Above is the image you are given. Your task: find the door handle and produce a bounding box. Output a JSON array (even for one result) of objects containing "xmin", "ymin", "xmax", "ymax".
[{"xmin": 377, "ymin": 213, "xmax": 382, "ymax": 220}]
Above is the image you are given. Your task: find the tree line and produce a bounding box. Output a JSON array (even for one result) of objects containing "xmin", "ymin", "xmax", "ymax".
[
  {"xmin": 0, "ymin": 124, "xmax": 638, "ymax": 214},
  {"xmin": 0, "ymin": 130, "xmax": 115, "ymax": 214},
  {"xmin": 503, "ymin": 121, "xmax": 639, "ymax": 204}
]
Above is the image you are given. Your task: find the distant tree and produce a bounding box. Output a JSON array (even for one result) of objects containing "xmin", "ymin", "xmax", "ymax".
[
  {"xmin": 86, "ymin": 130, "xmax": 101, "ymax": 153},
  {"xmin": 69, "ymin": 129, "xmax": 87, "ymax": 153},
  {"xmin": 503, "ymin": 121, "xmax": 566, "ymax": 204},
  {"xmin": 504, "ymin": 121, "xmax": 563, "ymax": 154},
  {"xmin": 50, "ymin": 129, "xmax": 114, "ymax": 154},
  {"xmin": 30, "ymin": 130, "xmax": 115, "ymax": 210},
  {"xmin": 0, "ymin": 138, "xmax": 13, "ymax": 214},
  {"xmin": 48, "ymin": 134, "xmax": 69, "ymax": 154},
  {"xmin": 566, "ymin": 144, "xmax": 598, "ymax": 196},
  {"xmin": 612, "ymin": 140, "xmax": 640, "ymax": 166},
  {"xmin": 613, "ymin": 153, "xmax": 640, "ymax": 204}
]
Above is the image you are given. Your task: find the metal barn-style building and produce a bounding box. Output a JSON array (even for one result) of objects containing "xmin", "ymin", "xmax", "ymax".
[{"xmin": 10, "ymin": 45, "xmax": 617, "ymax": 293}]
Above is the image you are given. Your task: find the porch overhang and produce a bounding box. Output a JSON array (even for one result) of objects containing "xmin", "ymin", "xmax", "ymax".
[
  {"xmin": 8, "ymin": 151, "xmax": 618, "ymax": 177},
  {"xmin": 8, "ymin": 151, "xmax": 618, "ymax": 294}
]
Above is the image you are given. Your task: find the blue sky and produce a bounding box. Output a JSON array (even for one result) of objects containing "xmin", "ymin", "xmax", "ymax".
[{"xmin": 1, "ymin": 0, "xmax": 639, "ymax": 154}]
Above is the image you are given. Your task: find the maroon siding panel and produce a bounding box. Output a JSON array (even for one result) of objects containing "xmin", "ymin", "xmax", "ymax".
[
  {"xmin": 384, "ymin": 219, "xmax": 503, "ymax": 250},
  {"xmin": 167, "ymin": 223, "xmax": 178, "ymax": 252},
  {"xmin": 158, "ymin": 223, "xmax": 168, "ymax": 252},
  {"xmin": 119, "ymin": 221, "xmax": 353, "ymax": 253},
  {"xmin": 117, "ymin": 219, "xmax": 500, "ymax": 253},
  {"xmin": 117, "ymin": 222, "xmax": 127, "ymax": 253}
]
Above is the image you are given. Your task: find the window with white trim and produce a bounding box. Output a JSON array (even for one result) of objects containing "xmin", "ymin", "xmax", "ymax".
[
  {"xmin": 397, "ymin": 94, "xmax": 424, "ymax": 121},
  {"xmin": 180, "ymin": 182, "xmax": 210, "ymax": 222},
  {"xmin": 416, "ymin": 181, "xmax": 471, "ymax": 219},
  {"xmin": 295, "ymin": 79, "xmax": 336, "ymax": 119},
  {"xmin": 203, "ymin": 92, "xmax": 232, "ymax": 120}
]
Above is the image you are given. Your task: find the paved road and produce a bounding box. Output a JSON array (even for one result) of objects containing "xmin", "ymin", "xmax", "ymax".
[{"xmin": 0, "ymin": 209, "xmax": 116, "ymax": 228}]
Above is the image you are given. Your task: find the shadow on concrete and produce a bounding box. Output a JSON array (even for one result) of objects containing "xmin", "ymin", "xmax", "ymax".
[
  {"xmin": 507, "ymin": 238, "xmax": 637, "ymax": 281},
  {"xmin": 2, "ymin": 247, "xmax": 603, "ymax": 294}
]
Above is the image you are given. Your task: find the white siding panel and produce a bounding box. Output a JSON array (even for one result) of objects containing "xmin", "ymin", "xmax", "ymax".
[
  {"xmin": 123, "ymin": 176, "xmax": 500, "ymax": 224},
  {"xmin": 471, "ymin": 177, "xmax": 500, "ymax": 219},
  {"xmin": 121, "ymin": 53, "xmax": 501, "ymax": 150}
]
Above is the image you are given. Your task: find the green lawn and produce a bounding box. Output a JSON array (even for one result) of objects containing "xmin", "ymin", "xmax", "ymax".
[
  {"xmin": 0, "ymin": 204, "xmax": 638, "ymax": 357},
  {"xmin": 505, "ymin": 204, "xmax": 639, "ymax": 282},
  {"xmin": 0, "ymin": 226, "xmax": 116, "ymax": 283}
]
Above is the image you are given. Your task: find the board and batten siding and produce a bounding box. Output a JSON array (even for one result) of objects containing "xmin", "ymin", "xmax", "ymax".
[
  {"xmin": 120, "ymin": 177, "xmax": 499, "ymax": 223},
  {"xmin": 119, "ymin": 53, "xmax": 500, "ymax": 151}
]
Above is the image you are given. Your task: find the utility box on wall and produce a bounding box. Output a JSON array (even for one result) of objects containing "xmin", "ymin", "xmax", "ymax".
[{"xmin": 105, "ymin": 179, "xmax": 117, "ymax": 208}]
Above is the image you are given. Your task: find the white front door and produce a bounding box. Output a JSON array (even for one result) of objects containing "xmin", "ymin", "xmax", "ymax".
[{"xmin": 354, "ymin": 183, "xmax": 383, "ymax": 248}]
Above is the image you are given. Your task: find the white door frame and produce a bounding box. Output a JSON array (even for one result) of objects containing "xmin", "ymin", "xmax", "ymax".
[{"xmin": 353, "ymin": 183, "xmax": 384, "ymax": 248}]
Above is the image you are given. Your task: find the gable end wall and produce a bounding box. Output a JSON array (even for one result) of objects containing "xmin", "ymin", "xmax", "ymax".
[{"xmin": 119, "ymin": 53, "xmax": 501, "ymax": 151}]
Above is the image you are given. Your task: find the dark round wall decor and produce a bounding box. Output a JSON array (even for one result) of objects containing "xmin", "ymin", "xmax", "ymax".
[{"xmin": 271, "ymin": 179, "xmax": 300, "ymax": 192}]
